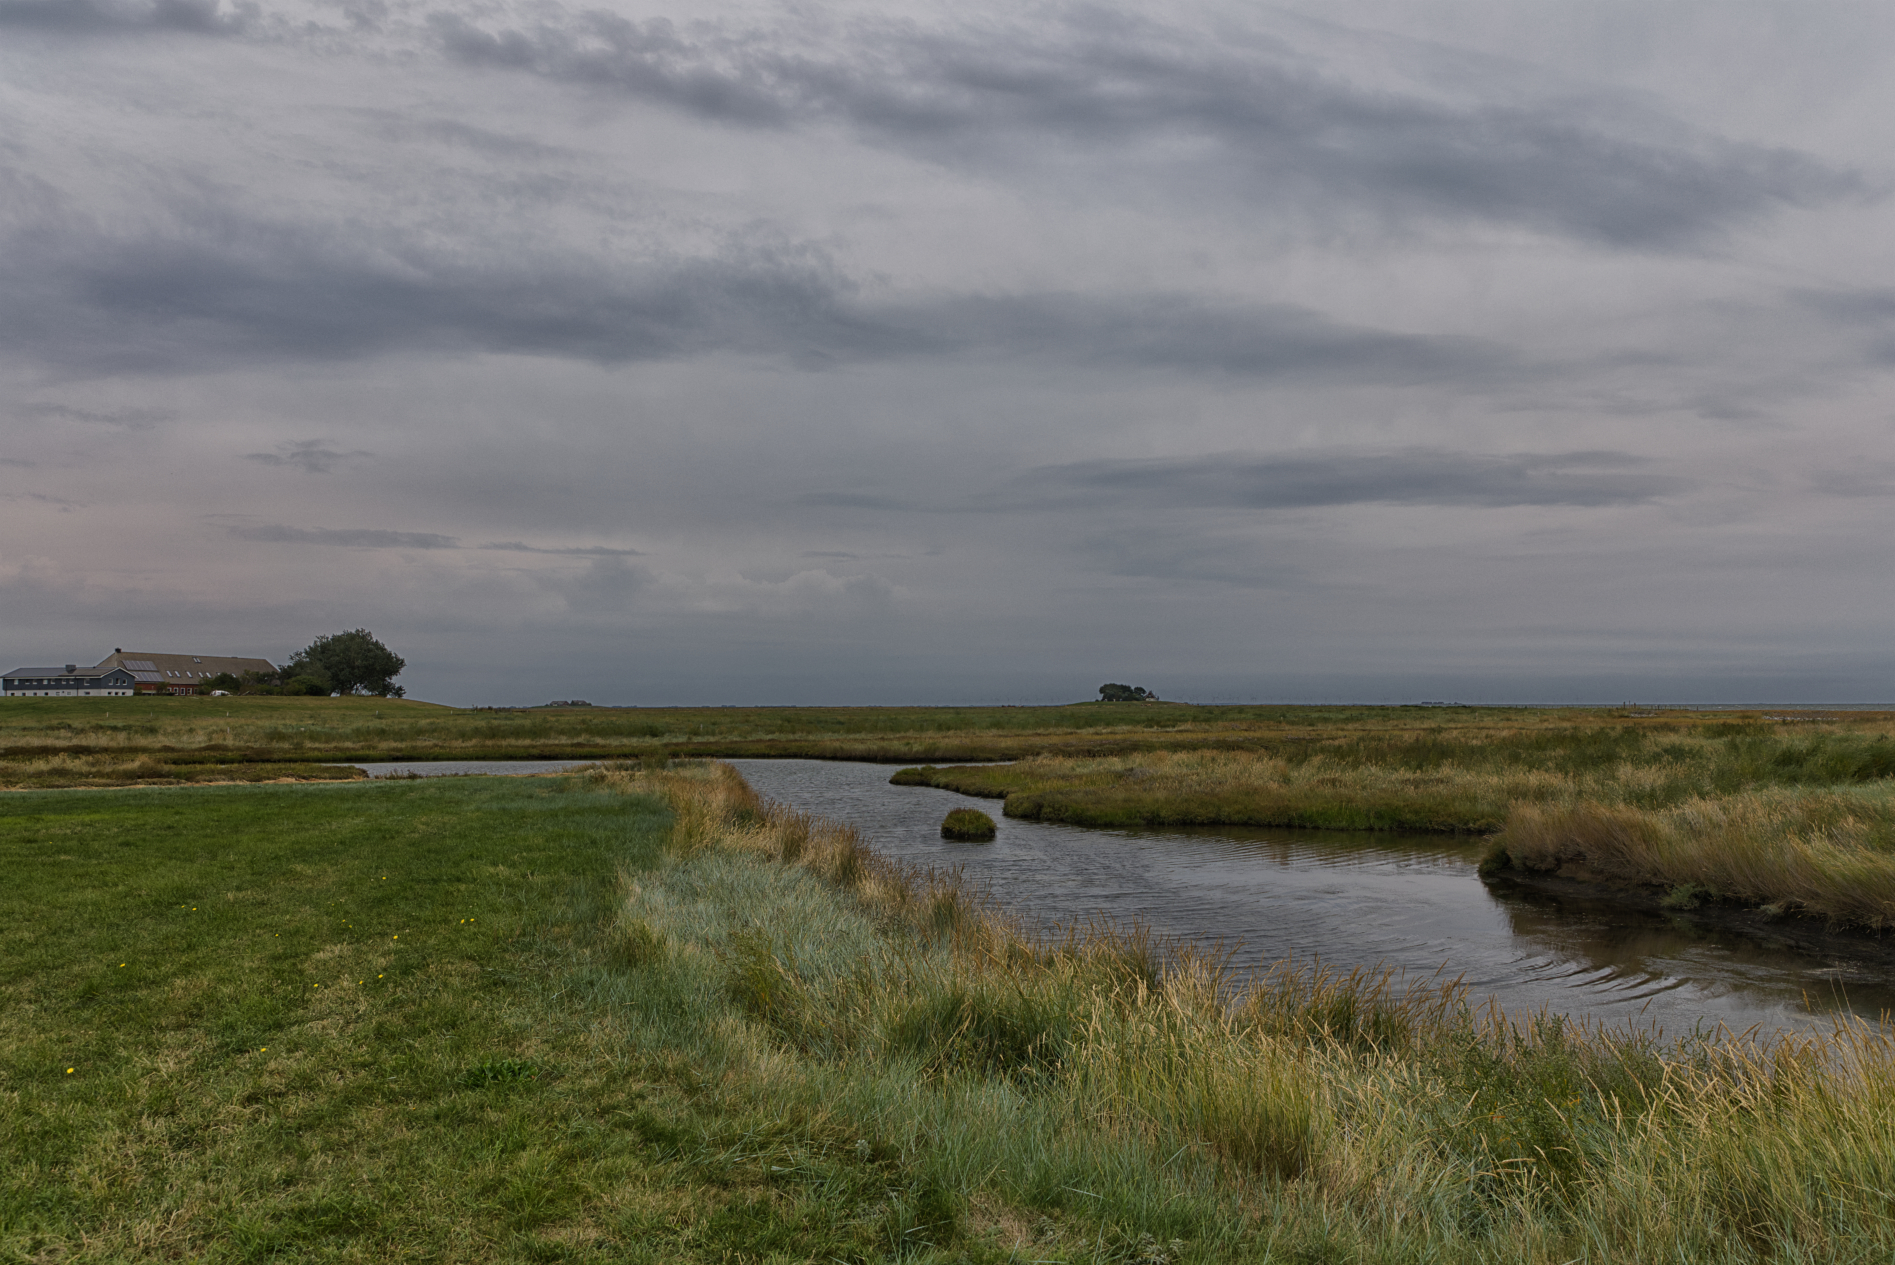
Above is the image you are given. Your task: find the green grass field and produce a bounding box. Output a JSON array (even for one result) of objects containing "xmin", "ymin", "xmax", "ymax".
[{"xmin": 0, "ymin": 775, "xmax": 970, "ymax": 1263}]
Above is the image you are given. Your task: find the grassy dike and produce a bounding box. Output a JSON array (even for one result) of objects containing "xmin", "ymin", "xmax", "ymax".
[{"xmin": 11, "ymin": 764, "xmax": 1895, "ymax": 1262}]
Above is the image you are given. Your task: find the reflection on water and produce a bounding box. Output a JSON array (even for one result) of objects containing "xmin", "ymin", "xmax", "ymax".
[{"xmin": 731, "ymin": 759, "xmax": 1895, "ymax": 1040}]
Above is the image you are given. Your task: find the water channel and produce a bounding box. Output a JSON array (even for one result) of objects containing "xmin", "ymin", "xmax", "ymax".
[
  {"xmin": 347, "ymin": 757, "xmax": 1895, "ymax": 1040},
  {"xmin": 728, "ymin": 759, "xmax": 1895, "ymax": 1042}
]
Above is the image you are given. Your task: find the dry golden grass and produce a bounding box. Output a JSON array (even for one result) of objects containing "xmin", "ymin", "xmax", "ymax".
[{"xmin": 1494, "ymin": 789, "xmax": 1895, "ymax": 927}]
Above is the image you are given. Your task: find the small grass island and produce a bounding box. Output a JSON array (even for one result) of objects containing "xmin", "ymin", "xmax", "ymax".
[{"xmin": 940, "ymin": 806, "xmax": 997, "ymax": 840}]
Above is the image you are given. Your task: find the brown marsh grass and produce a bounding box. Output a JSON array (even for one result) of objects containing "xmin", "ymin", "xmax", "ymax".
[{"xmin": 1492, "ymin": 789, "xmax": 1895, "ymax": 928}]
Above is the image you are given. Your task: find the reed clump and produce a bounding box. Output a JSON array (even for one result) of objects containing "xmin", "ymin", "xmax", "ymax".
[
  {"xmin": 940, "ymin": 807, "xmax": 997, "ymax": 840},
  {"xmin": 1490, "ymin": 789, "xmax": 1895, "ymax": 927},
  {"xmin": 597, "ymin": 761, "xmax": 1895, "ymax": 1261}
]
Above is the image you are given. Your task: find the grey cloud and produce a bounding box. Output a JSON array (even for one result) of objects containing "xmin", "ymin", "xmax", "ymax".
[
  {"xmin": 223, "ymin": 524, "xmax": 645, "ymax": 554},
  {"xmin": 244, "ymin": 440, "xmax": 374, "ymax": 474},
  {"xmin": 432, "ymin": 7, "xmax": 1862, "ymax": 248},
  {"xmin": 1, "ymin": 200, "xmax": 1512, "ymax": 380},
  {"xmin": 229, "ymin": 525, "xmax": 460, "ymax": 548},
  {"xmin": 481, "ymin": 541, "xmax": 644, "ymax": 556},
  {"xmin": 2, "ymin": 491, "xmax": 83, "ymax": 509},
  {"xmin": 1020, "ymin": 449, "xmax": 1686, "ymax": 510},
  {"xmin": 796, "ymin": 492, "xmax": 906, "ymax": 509},
  {"xmin": 1810, "ymin": 464, "xmax": 1895, "ymax": 498},
  {"xmin": 22, "ymin": 402, "xmax": 174, "ymax": 429},
  {"xmin": 0, "ymin": 0, "xmax": 245, "ymax": 34},
  {"xmin": 351, "ymin": 112, "xmax": 575, "ymax": 161},
  {"xmin": 1795, "ymin": 287, "xmax": 1895, "ymax": 364},
  {"xmin": 542, "ymin": 554, "xmax": 650, "ymax": 614},
  {"xmin": 0, "ymin": 210, "xmax": 912, "ymax": 373},
  {"xmin": 1076, "ymin": 523, "xmax": 1313, "ymax": 589},
  {"xmin": 907, "ymin": 293, "xmax": 1506, "ymax": 382},
  {"xmin": 1797, "ymin": 288, "xmax": 1895, "ymax": 323},
  {"xmin": 0, "ymin": 457, "xmax": 34, "ymax": 468}
]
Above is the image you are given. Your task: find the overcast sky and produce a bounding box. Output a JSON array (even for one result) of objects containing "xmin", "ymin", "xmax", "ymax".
[{"xmin": 4, "ymin": 0, "xmax": 1893, "ymax": 705}]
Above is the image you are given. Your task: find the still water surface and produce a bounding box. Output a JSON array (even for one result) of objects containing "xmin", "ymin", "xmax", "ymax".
[
  {"xmin": 731, "ymin": 759, "xmax": 1895, "ymax": 1041},
  {"xmin": 353, "ymin": 760, "xmax": 596, "ymax": 778}
]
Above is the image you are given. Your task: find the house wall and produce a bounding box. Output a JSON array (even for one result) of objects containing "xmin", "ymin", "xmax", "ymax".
[{"xmin": 2, "ymin": 670, "xmax": 139, "ymax": 697}]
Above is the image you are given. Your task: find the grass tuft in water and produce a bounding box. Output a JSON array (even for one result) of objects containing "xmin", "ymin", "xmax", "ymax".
[{"xmin": 940, "ymin": 807, "xmax": 997, "ymax": 840}]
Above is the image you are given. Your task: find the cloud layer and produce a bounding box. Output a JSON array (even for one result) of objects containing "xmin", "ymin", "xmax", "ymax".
[{"xmin": 2, "ymin": 0, "xmax": 1892, "ymax": 703}]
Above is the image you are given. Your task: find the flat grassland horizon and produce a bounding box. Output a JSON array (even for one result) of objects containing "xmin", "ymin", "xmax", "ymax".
[
  {"xmin": 8, "ymin": 693, "xmax": 1894, "ymax": 932},
  {"xmin": 6, "ymin": 692, "xmax": 1887, "ymax": 773}
]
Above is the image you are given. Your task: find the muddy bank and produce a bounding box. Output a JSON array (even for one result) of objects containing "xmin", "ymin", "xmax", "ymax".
[{"xmin": 1482, "ymin": 864, "xmax": 1895, "ymax": 972}]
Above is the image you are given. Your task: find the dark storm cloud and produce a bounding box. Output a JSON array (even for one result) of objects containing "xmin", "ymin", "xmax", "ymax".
[
  {"xmin": 0, "ymin": 203, "xmax": 1510, "ymax": 379},
  {"xmin": 0, "ymin": 0, "xmax": 244, "ymax": 33},
  {"xmin": 228, "ymin": 524, "xmax": 461, "ymax": 548},
  {"xmin": 431, "ymin": 6, "xmax": 1862, "ymax": 247},
  {"xmin": 1019, "ymin": 449, "xmax": 1685, "ymax": 510}
]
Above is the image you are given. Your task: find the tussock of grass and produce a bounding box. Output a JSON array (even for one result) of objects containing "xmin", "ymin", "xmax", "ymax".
[
  {"xmin": 940, "ymin": 807, "xmax": 997, "ymax": 840},
  {"xmin": 1490, "ymin": 789, "xmax": 1895, "ymax": 927}
]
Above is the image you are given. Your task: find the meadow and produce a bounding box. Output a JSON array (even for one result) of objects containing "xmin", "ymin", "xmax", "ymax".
[
  {"xmin": 0, "ymin": 773, "xmax": 938, "ymax": 1262},
  {"xmin": 0, "ymin": 694, "xmax": 1760, "ymax": 784},
  {"xmin": 9, "ymin": 763, "xmax": 1895, "ymax": 1262}
]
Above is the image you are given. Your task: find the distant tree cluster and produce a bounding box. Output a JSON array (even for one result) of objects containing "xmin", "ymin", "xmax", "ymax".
[
  {"xmin": 1098, "ymin": 683, "xmax": 1158, "ymax": 702},
  {"xmin": 288, "ymin": 630, "xmax": 406, "ymax": 697},
  {"xmin": 196, "ymin": 629, "xmax": 406, "ymax": 698}
]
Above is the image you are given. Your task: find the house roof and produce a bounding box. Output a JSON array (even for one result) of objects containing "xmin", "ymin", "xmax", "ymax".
[
  {"xmin": 5, "ymin": 650, "xmax": 281, "ymax": 683},
  {"xmin": 93, "ymin": 650, "xmax": 279, "ymax": 680},
  {"xmin": 3, "ymin": 665, "xmax": 131, "ymax": 679}
]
